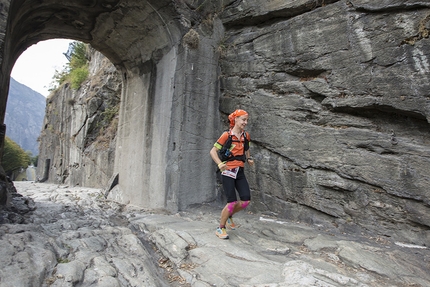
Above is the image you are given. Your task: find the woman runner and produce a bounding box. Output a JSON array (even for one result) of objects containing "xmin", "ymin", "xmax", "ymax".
[{"xmin": 209, "ymin": 109, "xmax": 254, "ymax": 239}]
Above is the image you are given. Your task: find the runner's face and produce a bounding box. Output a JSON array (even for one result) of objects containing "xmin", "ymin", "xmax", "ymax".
[{"xmin": 235, "ymin": 115, "xmax": 248, "ymax": 129}]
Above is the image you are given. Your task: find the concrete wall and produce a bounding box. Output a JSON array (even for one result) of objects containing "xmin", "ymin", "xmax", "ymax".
[
  {"xmin": 112, "ymin": 21, "xmax": 224, "ymax": 211},
  {"xmin": 112, "ymin": 49, "xmax": 178, "ymax": 209}
]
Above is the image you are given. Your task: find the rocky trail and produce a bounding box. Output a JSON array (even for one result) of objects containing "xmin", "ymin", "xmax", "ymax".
[{"xmin": 0, "ymin": 181, "xmax": 429, "ymax": 287}]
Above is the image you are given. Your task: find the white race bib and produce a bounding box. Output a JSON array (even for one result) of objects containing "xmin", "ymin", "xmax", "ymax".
[{"xmin": 222, "ymin": 167, "xmax": 239, "ymax": 179}]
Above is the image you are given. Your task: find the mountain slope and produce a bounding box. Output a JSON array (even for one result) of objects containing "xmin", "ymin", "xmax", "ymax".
[{"xmin": 5, "ymin": 77, "xmax": 46, "ymax": 155}]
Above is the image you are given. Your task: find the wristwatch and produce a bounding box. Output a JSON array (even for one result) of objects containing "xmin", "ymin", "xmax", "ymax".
[{"xmin": 247, "ymin": 157, "xmax": 254, "ymax": 161}]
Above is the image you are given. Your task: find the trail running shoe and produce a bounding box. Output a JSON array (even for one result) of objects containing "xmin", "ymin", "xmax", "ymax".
[
  {"xmin": 215, "ymin": 227, "xmax": 229, "ymax": 239},
  {"xmin": 226, "ymin": 217, "xmax": 237, "ymax": 230}
]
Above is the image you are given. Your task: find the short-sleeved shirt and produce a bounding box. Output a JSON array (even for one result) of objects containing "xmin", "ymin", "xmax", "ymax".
[{"xmin": 214, "ymin": 130, "xmax": 250, "ymax": 169}]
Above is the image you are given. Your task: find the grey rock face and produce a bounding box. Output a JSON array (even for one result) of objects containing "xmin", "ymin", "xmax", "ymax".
[
  {"xmin": 37, "ymin": 49, "xmax": 121, "ymax": 188},
  {"xmin": 219, "ymin": 0, "xmax": 430, "ymax": 245}
]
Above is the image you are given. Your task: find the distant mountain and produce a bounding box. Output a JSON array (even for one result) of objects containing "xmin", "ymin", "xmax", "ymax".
[{"xmin": 5, "ymin": 78, "xmax": 46, "ymax": 155}]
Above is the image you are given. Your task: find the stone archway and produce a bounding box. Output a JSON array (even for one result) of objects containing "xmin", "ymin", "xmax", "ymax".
[{"xmin": 0, "ymin": 0, "xmax": 225, "ymax": 211}]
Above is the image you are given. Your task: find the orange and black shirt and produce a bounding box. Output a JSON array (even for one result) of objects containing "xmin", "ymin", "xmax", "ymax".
[{"xmin": 214, "ymin": 130, "xmax": 250, "ymax": 169}]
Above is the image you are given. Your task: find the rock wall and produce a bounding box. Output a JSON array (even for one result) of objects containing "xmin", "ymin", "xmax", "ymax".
[
  {"xmin": 38, "ymin": 49, "xmax": 121, "ymax": 188},
  {"xmin": 1, "ymin": 0, "xmax": 430, "ymax": 246},
  {"xmin": 219, "ymin": 0, "xmax": 430, "ymax": 244}
]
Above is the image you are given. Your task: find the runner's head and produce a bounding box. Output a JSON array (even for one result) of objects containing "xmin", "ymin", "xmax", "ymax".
[{"xmin": 228, "ymin": 109, "xmax": 248, "ymax": 129}]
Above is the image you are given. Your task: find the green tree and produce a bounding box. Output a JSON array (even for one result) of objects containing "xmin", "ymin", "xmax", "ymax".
[
  {"xmin": 67, "ymin": 41, "xmax": 87, "ymax": 69},
  {"xmin": 2, "ymin": 136, "xmax": 30, "ymax": 174}
]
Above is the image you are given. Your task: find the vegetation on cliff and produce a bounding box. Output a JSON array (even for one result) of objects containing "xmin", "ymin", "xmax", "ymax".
[{"xmin": 50, "ymin": 41, "xmax": 89, "ymax": 91}]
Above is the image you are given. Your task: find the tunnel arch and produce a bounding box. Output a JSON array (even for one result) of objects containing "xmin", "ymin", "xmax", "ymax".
[
  {"xmin": 1, "ymin": 0, "xmax": 224, "ymax": 211},
  {"xmin": 5, "ymin": 0, "xmax": 183, "ymax": 81},
  {"xmin": 2, "ymin": 0, "xmax": 186, "ymax": 130}
]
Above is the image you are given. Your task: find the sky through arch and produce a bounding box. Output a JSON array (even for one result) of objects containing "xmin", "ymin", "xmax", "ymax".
[{"xmin": 11, "ymin": 39, "xmax": 72, "ymax": 97}]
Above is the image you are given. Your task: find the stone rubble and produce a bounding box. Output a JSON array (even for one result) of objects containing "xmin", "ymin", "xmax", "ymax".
[{"xmin": 0, "ymin": 181, "xmax": 429, "ymax": 287}]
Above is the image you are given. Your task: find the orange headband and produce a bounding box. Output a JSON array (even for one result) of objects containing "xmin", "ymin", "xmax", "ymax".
[{"xmin": 228, "ymin": 109, "xmax": 248, "ymax": 128}]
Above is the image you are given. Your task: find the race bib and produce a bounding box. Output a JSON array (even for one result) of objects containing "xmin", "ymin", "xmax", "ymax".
[{"xmin": 222, "ymin": 167, "xmax": 239, "ymax": 179}]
